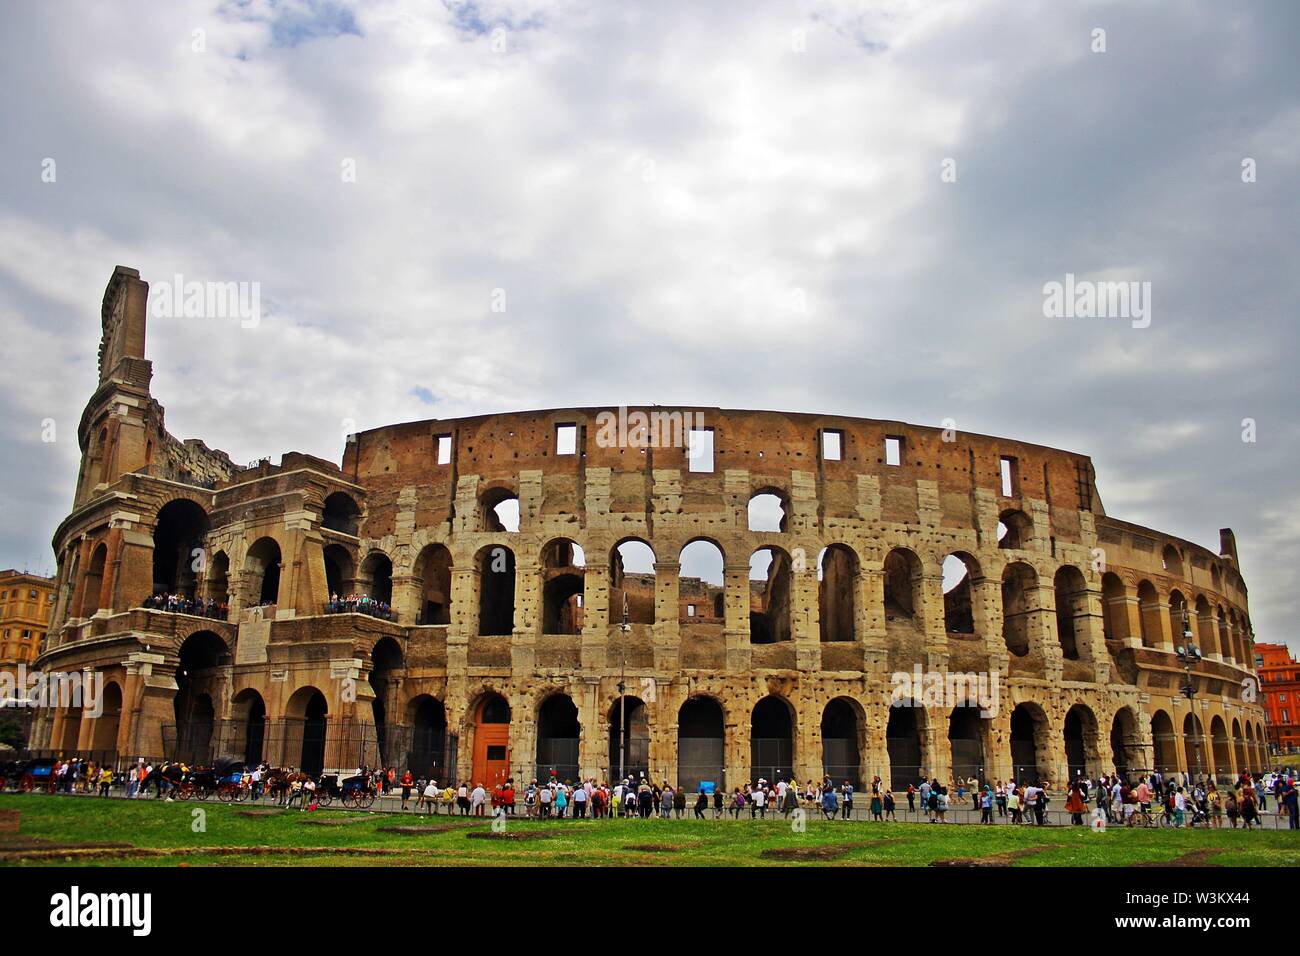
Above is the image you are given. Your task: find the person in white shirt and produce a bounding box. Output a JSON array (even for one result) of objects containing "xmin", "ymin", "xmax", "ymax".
[{"xmin": 470, "ymin": 783, "xmax": 487, "ymax": 816}]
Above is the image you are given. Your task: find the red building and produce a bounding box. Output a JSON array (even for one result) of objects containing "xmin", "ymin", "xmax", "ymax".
[{"xmin": 1257, "ymin": 643, "xmax": 1300, "ymax": 755}]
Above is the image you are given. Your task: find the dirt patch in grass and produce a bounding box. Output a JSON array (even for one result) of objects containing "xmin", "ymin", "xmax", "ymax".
[
  {"xmin": 300, "ymin": 816, "xmax": 371, "ymax": 826},
  {"xmin": 378, "ymin": 823, "xmax": 481, "ymax": 835},
  {"xmin": 621, "ymin": 843, "xmax": 694, "ymax": 853},
  {"xmin": 1131, "ymin": 848, "xmax": 1223, "ymax": 868},
  {"xmin": 929, "ymin": 846, "xmax": 1062, "ymax": 867},
  {"xmin": 0, "ymin": 844, "xmax": 459, "ymax": 863},
  {"xmin": 465, "ymin": 830, "xmax": 556, "ymax": 841},
  {"xmin": 761, "ymin": 839, "xmax": 905, "ymax": 861},
  {"xmin": 238, "ymin": 809, "xmax": 285, "ymax": 818},
  {"xmin": 0, "ymin": 836, "xmax": 133, "ymax": 852}
]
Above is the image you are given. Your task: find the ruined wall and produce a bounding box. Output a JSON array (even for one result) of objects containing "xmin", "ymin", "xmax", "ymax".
[{"xmin": 32, "ymin": 270, "xmax": 1267, "ymax": 787}]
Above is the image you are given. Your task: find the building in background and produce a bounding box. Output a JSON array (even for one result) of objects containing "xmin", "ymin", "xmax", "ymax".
[
  {"xmin": 0, "ymin": 569, "xmax": 55, "ymax": 749},
  {"xmin": 0, "ymin": 569, "xmax": 55, "ymax": 683},
  {"xmin": 1256, "ymin": 642, "xmax": 1299, "ymax": 755}
]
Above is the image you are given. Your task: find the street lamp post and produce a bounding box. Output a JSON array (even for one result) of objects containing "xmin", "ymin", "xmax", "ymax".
[
  {"xmin": 1175, "ymin": 606, "xmax": 1203, "ymax": 781},
  {"xmin": 619, "ymin": 592, "xmax": 630, "ymax": 783}
]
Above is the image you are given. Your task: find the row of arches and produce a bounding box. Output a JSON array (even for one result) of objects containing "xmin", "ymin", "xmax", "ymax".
[
  {"xmin": 1100, "ymin": 574, "xmax": 1254, "ymax": 662},
  {"xmin": 1149, "ymin": 709, "xmax": 1268, "ymax": 779},
  {"xmin": 65, "ymin": 490, "xmax": 1251, "ymax": 663}
]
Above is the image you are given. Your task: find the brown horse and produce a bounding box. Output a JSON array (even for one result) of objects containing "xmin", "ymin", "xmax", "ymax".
[{"xmin": 262, "ymin": 767, "xmax": 298, "ymax": 804}]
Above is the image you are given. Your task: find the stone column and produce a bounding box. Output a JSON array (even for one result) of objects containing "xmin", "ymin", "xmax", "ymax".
[
  {"xmin": 723, "ymin": 562, "xmax": 752, "ymax": 672},
  {"xmin": 1117, "ymin": 593, "xmax": 1143, "ymax": 649},
  {"xmin": 1031, "ymin": 582, "xmax": 1063, "ymax": 682},
  {"xmin": 392, "ymin": 574, "xmax": 420, "ymax": 625},
  {"xmin": 973, "ymin": 576, "xmax": 1003, "ymax": 658},
  {"xmin": 918, "ymin": 571, "xmax": 947, "ymax": 654},
  {"xmin": 792, "ymin": 563, "xmax": 820, "ymax": 672},
  {"xmin": 860, "ymin": 567, "xmax": 886, "ymax": 669},
  {"xmin": 724, "ymin": 703, "xmax": 748, "ymax": 789},
  {"xmin": 1152, "ymin": 600, "xmax": 1176, "ymax": 651},
  {"xmin": 1079, "ymin": 584, "xmax": 1109, "ymax": 683},
  {"xmin": 653, "ymin": 560, "xmax": 681, "ymax": 673}
]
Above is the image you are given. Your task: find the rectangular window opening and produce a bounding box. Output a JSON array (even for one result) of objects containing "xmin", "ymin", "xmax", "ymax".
[
  {"xmin": 555, "ymin": 423, "xmax": 577, "ymax": 456},
  {"xmin": 822, "ymin": 429, "xmax": 843, "ymax": 461},
  {"xmin": 1000, "ymin": 456, "xmax": 1019, "ymax": 496},
  {"xmin": 435, "ymin": 434, "xmax": 452, "ymax": 465},
  {"xmin": 688, "ymin": 428, "xmax": 715, "ymax": 473},
  {"xmin": 884, "ymin": 436, "xmax": 902, "ymax": 467}
]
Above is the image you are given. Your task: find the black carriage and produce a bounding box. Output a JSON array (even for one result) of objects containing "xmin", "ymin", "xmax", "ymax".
[
  {"xmin": 17, "ymin": 758, "xmax": 58, "ymax": 794},
  {"xmin": 315, "ymin": 769, "xmax": 375, "ymax": 809},
  {"xmin": 178, "ymin": 764, "xmax": 220, "ymax": 801},
  {"xmin": 212, "ymin": 758, "xmax": 248, "ymax": 803}
]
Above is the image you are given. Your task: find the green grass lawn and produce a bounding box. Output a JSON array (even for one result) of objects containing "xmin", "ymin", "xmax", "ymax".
[{"xmin": 2, "ymin": 793, "xmax": 1297, "ymax": 867}]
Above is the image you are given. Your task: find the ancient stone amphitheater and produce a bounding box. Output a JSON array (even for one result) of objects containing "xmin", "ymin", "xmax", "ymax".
[{"xmin": 33, "ymin": 266, "xmax": 1267, "ymax": 791}]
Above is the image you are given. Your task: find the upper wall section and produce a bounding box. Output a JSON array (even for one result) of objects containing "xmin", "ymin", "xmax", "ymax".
[{"xmin": 343, "ymin": 406, "xmax": 1102, "ymax": 535}]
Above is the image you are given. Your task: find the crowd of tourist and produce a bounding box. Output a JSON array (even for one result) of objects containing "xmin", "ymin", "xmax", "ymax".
[
  {"xmin": 326, "ymin": 593, "xmax": 394, "ymax": 620},
  {"xmin": 141, "ymin": 592, "xmax": 229, "ymax": 619},
  {"xmin": 15, "ymin": 756, "xmax": 1300, "ymax": 830}
]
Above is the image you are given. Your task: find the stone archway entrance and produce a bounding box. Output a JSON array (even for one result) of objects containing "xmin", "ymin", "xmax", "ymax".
[{"xmin": 471, "ymin": 693, "xmax": 511, "ymax": 787}]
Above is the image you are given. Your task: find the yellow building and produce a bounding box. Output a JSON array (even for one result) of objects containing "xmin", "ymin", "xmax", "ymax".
[{"xmin": 0, "ymin": 569, "xmax": 55, "ymax": 683}]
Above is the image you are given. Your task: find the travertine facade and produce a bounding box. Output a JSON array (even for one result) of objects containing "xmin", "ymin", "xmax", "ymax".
[{"xmin": 32, "ymin": 267, "xmax": 1268, "ymax": 790}]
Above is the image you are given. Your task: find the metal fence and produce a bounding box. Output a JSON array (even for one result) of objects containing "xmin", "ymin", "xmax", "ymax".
[
  {"xmin": 161, "ymin": 719, "xmax": 457, "ymax": 779},
  {"xmin": 535, "ymin": 738, "xmax": 579, "ymax": 784}
]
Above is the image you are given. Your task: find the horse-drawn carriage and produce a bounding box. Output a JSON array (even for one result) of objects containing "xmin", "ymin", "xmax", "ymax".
[
  {"xmin": 212, "ymin": 758, "xmax": 249, "ymax": 803},
  {"xmin": 314, "ymin": 769, "xmax": 376, "ymax": 809},
  {"xmin": 11, "ymin": 757, "xmax": 59, "ymax": 793}
]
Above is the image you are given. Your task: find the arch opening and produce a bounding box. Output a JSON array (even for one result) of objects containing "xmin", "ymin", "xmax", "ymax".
[
  {"xmin": 1054, "ymin": 566, "xmax": 1088, "ymax": 661},
  {"xmin": 750, "ymin": 696, "xmax": 794, "ymax": 783},
  {"xmin": 678, "ymin": 696, "xmax": 725, "ymax": 793},
  {"xmin": 747, "ymin": 491, "xmax": 788, "ymax": 533},
  {"xmin": 749, "ymin": 547, "xmax": 792, "ymax": 643},
  {"xmin": 536, "ymin": 694, "xmax": 581, "ymax": 783},
  {"xmin": 821, "ymin": 697, "xmax": 861, "ymax": 788},
  {"xmin": 414, "ymin": 544, "xmax": 452, "ymax": 625},
  {"xmin": 998, "ymin": 509, "xmax": 1032, "ymax": 549},
  {"xmin": 541, "ymin": 538, "xmax": 585, "ymax": 634},
  {"xmin": 942, "ymin": 553, "xmax": 980, "ymax": 634},
  {"xmin": 1010, "ymin": 703, "xmax": 1046, "ymax": 785},
  {"xmin": 818, "ymin": 545, "xmax": 858, "ymax": 642},
  {"xmin": 244, "ymin": 537, "xmax": 281, "ymax": 607},
  {"xmin": 886, "ymin": 704, "xmax": 923, "ymax": 792},
  {"xmin": 322, "ymin": 492, "xmax": 361, "ymax": 535},
  {"xmin": 481, "ymin": 487, "xmax": 520, "ymax": 533},
  {"xmin": 949, "ymin": 706, "xmax": 988, "ymax": 786},
  {"xmin": 232, "ymin": 688, "xmax": 266, "ymax": 766},
  {"xmin": 477, "ymin": 545, "xmax": 516, "ymax": 636},
  {"xmin": 152, "ymin": 499, "xmax": 210, "ymax": 598},
  {"xmin": 1001, "ymin": 563, "xmax": 1037, "ymax": 657},
  {"xmin": 609, "ymin": 539, "xmax": 655, "ymax": 626},
  {"xmin": 608, "ymin": 695, "xmax": 649, "ymax": 783},
  {"xmin": 408, "ymin": 695, "xmax": 448, "ymax": 780},
  {"xmin": 679, "ymin": 539, "xmax": 725, "ymax": 625},
  {"xmin": 470, "ymin": 692, "xmax": 511, "ymax": 786}
]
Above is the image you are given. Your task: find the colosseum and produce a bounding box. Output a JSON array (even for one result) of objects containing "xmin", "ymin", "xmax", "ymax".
[{"xmin": 32, "ymin": 266, "xmax": 1268, "ymax": 793}]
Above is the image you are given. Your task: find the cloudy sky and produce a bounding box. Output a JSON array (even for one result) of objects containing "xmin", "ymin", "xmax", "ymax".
[{"xmin": 0, "ymin": 0, "xmax": 1295, "ymax": 647}]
